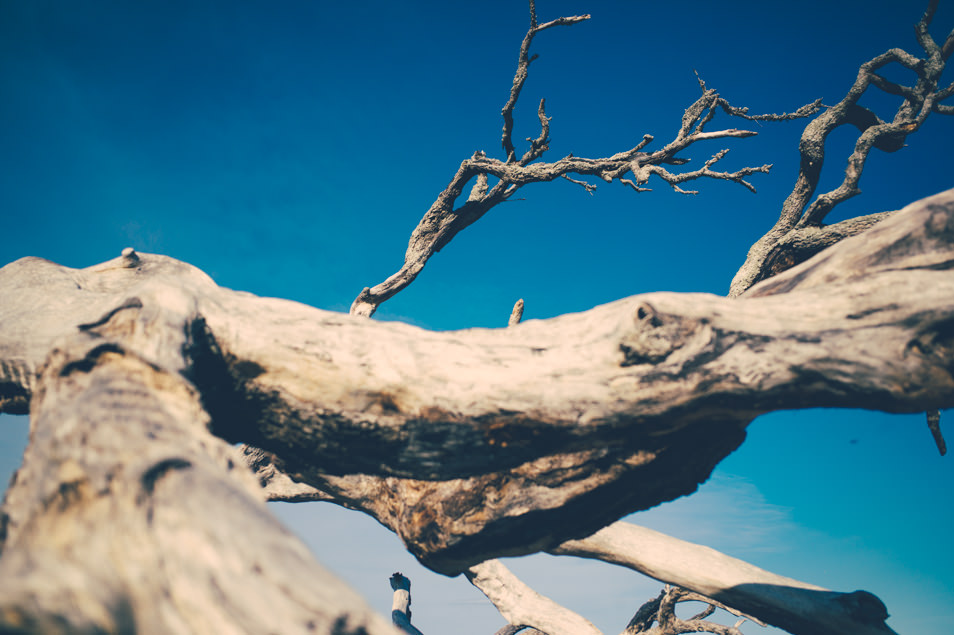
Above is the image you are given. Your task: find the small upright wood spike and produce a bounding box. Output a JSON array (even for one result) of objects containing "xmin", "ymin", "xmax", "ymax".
[
  {"xmin": 508, "ymin": 299, "xmax": 525, "ymax": 327},
  {"xmin": 121, "ymin": 247, "xmax": 140, "ymax": 268},
  {"xmin": 926, "ymin": 410, "xmax": 946, "ymax": 456},
  {"xmin": 389, "ymin": 572, "xmax": 422, "ymax": 635}
]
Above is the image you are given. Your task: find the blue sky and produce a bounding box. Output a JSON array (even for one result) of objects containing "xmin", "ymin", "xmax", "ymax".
[{"xmin": 1, "ymin": 1, "xmax": 952, "ymax": 633}]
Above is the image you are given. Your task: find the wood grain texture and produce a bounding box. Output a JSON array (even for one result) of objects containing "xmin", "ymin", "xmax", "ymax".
[
  {"xmin": 0, "ymin": 273, "xmax": 395, "ymax": 634},
  {"xmin": 1, "ymin": 188, "xmax": 953, "ymax": 632}
]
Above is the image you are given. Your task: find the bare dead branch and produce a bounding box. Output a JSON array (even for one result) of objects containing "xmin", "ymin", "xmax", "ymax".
[
  {"xmin": 466, "ymin": 560, "xmax": 601, "ymax": 635},
  {"xmin": 554, "ymin": 522, "xmax": 895, "ymax": 635},
  {"xmin": 752, "ymin": 210, "xmax": 895, "ymax": 282},
  {"xmin": 390, "ymin": 572, "xmax": 424, "ymax": 635},
  {"xmin": 508, "ymin": 298, "xmax": 525, "ymax": 326},
  {"xmin": 519, "ymin": 99, "xmax": 552, "ymax": 165},
  {"xmin": 501, "ymin": 2, "xmax": 590, "ymax": 162},
  {"xmin": 623, "ymin": 585, "xmax": 760, "ymax": 635},
  {"xmin": 349, "ymin": 16, "xmax": 817, "ymax": 318},
  {"xmin": 11, "ymin": 187, "xmax": 952, "ymax": 633},
  {"xmin": 562, "ymin": 173, "xmax": 598, "ymax": 193},
  {"xmin": 730, "ymin": 3, "xmax": 954, "ymax": 296}
]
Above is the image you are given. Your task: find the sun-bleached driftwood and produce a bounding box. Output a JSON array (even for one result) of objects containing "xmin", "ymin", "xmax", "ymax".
[
  {"xmin": 2, "ymin": 189, "xmax": 952, "ymax": 632},
  {"xmin": 239, "ymin": 190, "xmax": 954, "ymax": 573},
  {"xmin": 551, "ymin": 522, "xmax": 894, "ymax": 635},
  {"xmin": 0, "ymin": 264, "xmax": 395, "ymax": 634},
  {"xmin": 348, "ymin": 2, "xmax": 819, "ymax": 318},
  {"xmin": 466, "ymin": 559, "xmax": 601, "ymax": 635},
  {"xmin": 389, "ymin": 573, "xmax": 423, "ymax": 635},
  {"xmin": 622, "ymin": 585, "xmax": 759, "ymax": 635},
  {"xmin": 252, "ymin": 451, "xmax": 897, "ymax": 635}
]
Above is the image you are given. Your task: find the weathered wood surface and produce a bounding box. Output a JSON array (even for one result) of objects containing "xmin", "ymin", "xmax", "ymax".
[
  {"xmin": 551, "ymin": 522, "xmax": 895, "ymax": 635},
  {"xmin": 0, "ymin": 273, "xmax": 395, "ymax": 633},
  {"xmin": 1, "ymin": 189, "xmax": 952, "ymax": 632},
  {"xmin": 388, "ymin": 573, "xmax": 423, "ymax": 635},
  {"xmin": 466, "ymin": 559, "xmax": 602, "ymax": 635}
]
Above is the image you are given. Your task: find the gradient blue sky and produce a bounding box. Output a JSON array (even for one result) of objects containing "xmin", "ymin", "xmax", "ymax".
[{"xmin": 1, "ymin": 1, "xmax": 953, "ymax": 633}]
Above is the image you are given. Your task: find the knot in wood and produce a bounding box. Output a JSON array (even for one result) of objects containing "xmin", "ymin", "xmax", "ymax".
[
  {"xmin": 121, "ymin": 247, "xmax": 140, "ymax": 268},
  {"xmin": 620, "ymin": 302, "xmax": 699, "ymax": 366}
]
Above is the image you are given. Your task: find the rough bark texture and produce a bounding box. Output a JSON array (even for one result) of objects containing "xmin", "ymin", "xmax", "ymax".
[
  {"xmin": 2, "ymin": 188, "xmax": 953, "ymax": 632},
  {"xmin": 623, "ymin": 585, "xmax": 753, "ymax": 635},
  {"xmin": 264, "ymin": 190, "xmax": 954, "ymax": 574},
  {"xmin": 729, "ymin": 0, "xmax": 953, "ymax": 296},
  {"xmin": 349, "ymin": 8, "xmax": 819, "ymax": 318}
]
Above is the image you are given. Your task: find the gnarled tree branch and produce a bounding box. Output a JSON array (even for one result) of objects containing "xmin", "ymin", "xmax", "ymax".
[
  {"xmin": 624, "ymin": 585, "xmax": 761, "ymax": 635},
  {"xmin": 3, "ymin": 188, "xmax": 953, "ymax": 633},
  {"xmin": 552, "ymin": 522, "xmax": 893, "ymax": 635},
  {"xmin": 730, "ymin": 0, "xmax": 954, "ymax": 296},
  {"xmin": 349, "ymin": 9, "xmax": 818, "ymax": 318}
]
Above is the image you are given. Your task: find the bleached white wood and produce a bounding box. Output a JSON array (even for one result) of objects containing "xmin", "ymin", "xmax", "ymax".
[
  {"xmin": 552, "ymin": 522, "xmax": 895, "ymax": 635},
  {"xmin": 0, "ymin": 280, "xmax": 396, "ymax": 634},
  {"xmin": 2, "ymin": 188, "xmax": 953, "ymax": 633},
  {"xmin": 466, "ymin": 559, "xmax": 602, "ymax": 635}
]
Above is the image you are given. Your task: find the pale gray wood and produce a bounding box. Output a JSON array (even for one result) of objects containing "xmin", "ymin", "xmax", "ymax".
[
  {"xmin": 238, "ymin": 190, "xmax": 954, "ymax": 574},
  {"xmin": 2, "ymin": 188, "xmax": 954, "ymax": 633},
  {"xmin": 389, "ymin": 573, "xmax": 423, "ymax": 635},
  {"xmin": 466, "ymin": 560, "xmax": 601, "ymax": 635},
  {"xmin": 0, "ymin": 281, "xmax": 395, "ymax": 634},
  {"xmin": 551, "ymin": 523, "xmax": 894, "ymax": 635}
]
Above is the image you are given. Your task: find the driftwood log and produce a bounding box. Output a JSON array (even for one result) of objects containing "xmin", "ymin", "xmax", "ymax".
[{"xmin": 1, "ymin": 188, "xmax": 953, "ymax": 633}]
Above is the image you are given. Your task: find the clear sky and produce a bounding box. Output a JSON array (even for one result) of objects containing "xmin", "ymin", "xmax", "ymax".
[{"xmin": 1, "ymin": 1, "xmax": 952, "ymax": 633}]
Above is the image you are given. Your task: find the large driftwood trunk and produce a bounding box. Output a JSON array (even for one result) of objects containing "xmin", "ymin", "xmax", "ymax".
[
  {"xmin": 0, "ymin": 263, "xmax": 395, "ymax": 634},
  {"xmin": 1, "ymin": 188, "xmax": 953, "ymax": 632}
]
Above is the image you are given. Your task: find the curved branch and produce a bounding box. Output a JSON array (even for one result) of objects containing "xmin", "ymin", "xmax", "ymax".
[
  {"xmin": 350, "ymin": 20, "xmax": 817, "ymax": 318},
  {"xmin": 466, "ymin": 560, "xmax": 602, "ymax": 635},
  {"xmin": 501, "ymin": 2, "xmax": 590, "ymax": 162},
  {"xmin": 551, "ymin": 523, "xmax": 894, "ymax": 635},
  {"xmin": 5, "ymin": 189, "xmax": 954, "ymax": 578},
  {"xmin": 730, "ymin": 5, "xmax": 954, "ymax": 296},
  {"xmin": 625, "ymin": 585, "xmax": 756, "ymax": 635},
  {"xmin": 755, "ymin": 210, "xmax": 895, "ymax": 281}
]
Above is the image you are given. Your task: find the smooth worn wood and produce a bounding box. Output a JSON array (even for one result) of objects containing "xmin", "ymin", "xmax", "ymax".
[
  {"xmin": 551, "ymin": 522, "xmax": 896, "ymax": 635},
  {"xmin": 466, "ymin": 560, "xmax": 601, "ymax": 635},
  {"xmin": 389, "ymin": 573, "xmax": 423, "ymax": 635},
  {"xmin": 248, "ymin": 190, "xmax": 954, "ymax": 573},
  {"xmin": 2, "ymin": 188, "xmax": 953, "ymax": 633}
]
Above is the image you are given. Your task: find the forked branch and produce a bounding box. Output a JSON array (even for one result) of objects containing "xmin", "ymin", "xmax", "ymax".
[
  {"xmin": 730, "ymin": 0, "xmax": 954, "ymax": 296},
  {"xmin": 624, "ymin": 586, "xmax": 764, "ymax": 635},
  {"xmin": 350, "ymin": 5, "xmax": 818, "ymax": 317}
]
